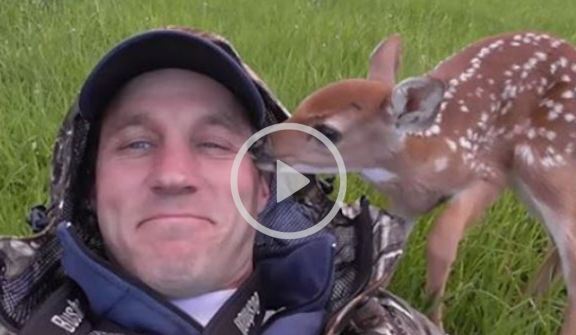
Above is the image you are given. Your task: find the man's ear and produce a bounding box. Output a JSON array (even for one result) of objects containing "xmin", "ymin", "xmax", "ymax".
[
  {"xmin": 257, "ymin": 171, "xmax": 271, "ymax": 214},
  {"xmin": 388, "ymin": 76, "xmax": 445, "ymax": 132}
]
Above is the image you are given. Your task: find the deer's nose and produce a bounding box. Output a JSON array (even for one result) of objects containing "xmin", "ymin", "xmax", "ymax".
[
  {"xmin": 250, "ymin": 137, "xmax": 276, "ymax": 171},
  {"xmin": 250, "ymin": 137, "xmax": 270, "ymax": 159}
]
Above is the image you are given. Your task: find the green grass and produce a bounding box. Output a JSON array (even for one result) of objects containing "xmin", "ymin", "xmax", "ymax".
[{"xmin": 1, "ymin": 0, "xmax": 574, "ymax": 333}]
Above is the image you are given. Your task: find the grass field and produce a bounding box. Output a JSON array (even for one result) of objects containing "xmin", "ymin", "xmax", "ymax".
[{"xmin": 1, "ymin": 0, "xmax": 576, "ymax": 334}]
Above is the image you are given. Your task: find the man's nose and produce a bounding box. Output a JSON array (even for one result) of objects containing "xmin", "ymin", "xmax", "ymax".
[{"xmin": 150, "ymin": 144, "xmax": 200, "ymax": 195}]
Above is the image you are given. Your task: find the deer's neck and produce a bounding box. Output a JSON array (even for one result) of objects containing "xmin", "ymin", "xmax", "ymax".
[{"xmin": 361, "ymin": 128, "xmax": 454, "ymax": 182}]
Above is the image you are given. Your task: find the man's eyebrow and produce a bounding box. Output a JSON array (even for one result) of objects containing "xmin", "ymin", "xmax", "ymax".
[
  {"xmin": 198, "ymin": 112, "xmax": 250, "ymax": 135},
  {"xmin": 104, "ymin": 110, "xmax": 252, "ymax": 136},
  {"xmin": 105, "ymin": 112, "xmax": 152, "ymax": 135}
]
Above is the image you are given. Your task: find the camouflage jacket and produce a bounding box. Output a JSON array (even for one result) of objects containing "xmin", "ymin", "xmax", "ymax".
[{"xmin": 0, "ymin": 27, "xmax": 445, "ymax": 335}]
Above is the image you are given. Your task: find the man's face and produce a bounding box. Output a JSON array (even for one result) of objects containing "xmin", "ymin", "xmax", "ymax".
[{"xmin": 94, "ymin": 69, "xmax": 270, "ymax": 299}]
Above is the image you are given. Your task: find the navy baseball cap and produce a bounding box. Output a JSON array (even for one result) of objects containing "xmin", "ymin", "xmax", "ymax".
[{"xmin": 78, "ymin": 29, "xmax": 266, "ymax": 129}]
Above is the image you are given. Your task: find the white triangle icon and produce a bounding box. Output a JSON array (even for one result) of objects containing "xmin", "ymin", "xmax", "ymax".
[{"xmin": 276, "ymin": 160, "xmax": 310, "ymax": 203}]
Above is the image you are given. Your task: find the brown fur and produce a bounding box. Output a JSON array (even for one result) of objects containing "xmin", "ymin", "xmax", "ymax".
[{"xmin": 261, "ymin": 31, "xmax": 576, "ymax": 334}]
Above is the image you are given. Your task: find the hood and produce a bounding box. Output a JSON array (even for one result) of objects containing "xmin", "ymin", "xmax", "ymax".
[{"xmin": 0, "ymin": 26, "xmax": 409, "ymax": 334}]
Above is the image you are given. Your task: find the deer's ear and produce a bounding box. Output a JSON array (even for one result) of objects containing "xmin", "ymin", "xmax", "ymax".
[
  {"xmin": 389, "ymin": 76, "xmax": 445, "ymax": 132},
  {"xmin": 368, "ymin": 34, "xmax": 402, "ymax": 86}
]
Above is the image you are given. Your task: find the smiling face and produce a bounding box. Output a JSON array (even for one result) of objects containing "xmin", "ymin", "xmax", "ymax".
[{"xmin": 94, "ymin": 69, "xmax": 270, "ymax": 299}]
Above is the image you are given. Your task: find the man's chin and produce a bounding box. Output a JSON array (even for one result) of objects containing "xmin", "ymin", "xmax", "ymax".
[
  {"xmin": 138, "ymin": 224, "xmax": 215, "ymax": 245},
  {"xmin": 148, "ymin": 275, "xmax": 200, "ymax": 298},
  {"xmin": 144, "ymin": 240, "xmax": 203, "ymax": 257},
  {"xmin": 137, "ymin": 260, "xmax": 214, "ymax": 298}
]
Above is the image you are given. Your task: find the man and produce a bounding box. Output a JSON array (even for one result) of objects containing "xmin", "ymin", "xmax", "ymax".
[{"xmin": 0, "ymin": 27, "xmax": 445, "ymax": 335}]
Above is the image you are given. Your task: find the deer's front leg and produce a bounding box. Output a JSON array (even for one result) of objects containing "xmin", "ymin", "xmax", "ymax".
[{"xmin": 424, "ymin": 179, "xmax": 503, "ymax": 328}]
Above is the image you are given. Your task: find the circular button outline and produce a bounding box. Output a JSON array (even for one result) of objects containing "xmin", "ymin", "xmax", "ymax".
[{"xmin": 230, "ymin": 123, "xmax": 347, "ymax": 240}]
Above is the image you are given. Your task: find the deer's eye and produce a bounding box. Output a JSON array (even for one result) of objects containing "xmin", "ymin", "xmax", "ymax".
[{"xmin": 313, "ymin": 124, "xmax": 341, "ymax": 144}]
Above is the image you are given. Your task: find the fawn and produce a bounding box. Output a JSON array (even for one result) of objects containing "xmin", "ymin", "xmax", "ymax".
[{"xmin": 255, "ymin": 31, "xmax": 576, "ymax": 334}]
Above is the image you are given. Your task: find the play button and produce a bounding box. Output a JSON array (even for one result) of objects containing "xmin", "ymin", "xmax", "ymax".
[
  {"xmin": 230, "ymin": 123, "xmax": 347, "ymax": 240},
  {"xmin": 276, "ymin": 160, "xmax": 310, "ymax": 203}
]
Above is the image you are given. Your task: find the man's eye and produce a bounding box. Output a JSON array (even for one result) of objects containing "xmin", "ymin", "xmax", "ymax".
[
  {"xmin": 198, "ymin": 141, "xmax": 230, "ymax": 150},
  {"xmin": 124, "ymin": 140, "xmax": 154, "ymax": 151}
]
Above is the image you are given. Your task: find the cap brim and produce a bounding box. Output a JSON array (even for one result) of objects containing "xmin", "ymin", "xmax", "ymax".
[{"xmin": 78, "ymin": 29, "xmax": 266, "ymax": 128}]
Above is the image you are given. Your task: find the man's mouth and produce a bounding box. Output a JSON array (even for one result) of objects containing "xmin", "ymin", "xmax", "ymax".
[{"xmin": 139, "ymin": 214, "xmax": 214, "ymax": 227}]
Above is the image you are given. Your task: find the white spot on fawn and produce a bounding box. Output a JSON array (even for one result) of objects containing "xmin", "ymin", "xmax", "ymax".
[
  {"xmin": 554, "ymin": 154, "xmax": 564, "ymax": 164},
  {"xmin": 554, "ymin": 103, "xmax": 564, "ymax": 114},
  {"xmin": 479, "ymin": 47, "xmax": 490, "ymax": 57},
  {"xmin": 460, "ymin": 105, "xmax": 469, "ymax": 113},
  {"xmin": 446, "ymin": 139, "xmax": 458, "ymax": 152},
  {"xmin": 562, "ymin": 90, "xmax": 575, "ymax": 99},
  {"xmin": 459, "ymin": 137, "xmax": 472, "ymax": 149},
  {"xmin": 535, "ymin": 52, "xmax": 547, "ymax": 61},
  {"xmin": 429, "ymin": 124, "xmax": 441, "ymax": 135},
  {"xmin": 565, "ymin": 113, "xmax": 575, "ymax": 122},
  {"xmin": 561, "ymin": 74, "xmax": 572, "ymax": 82},
  {"xmin": 541, "ymin": 156, "xmax": 555, "ymax": 167},
  {"xmin": 548, "ymin": 111, "xmax": 559, "ymax": 120},
  {"xmin": 361, "ymin": 168, "xmax": 397, "ymax": 183},
  {"xmin": 434, "ymin": 157, "xmax": 449, "ymax": 172},
  {"xmin": 541, "ymin": 99, "xmax": 554, "ymax": 108},
  {"xmin": 502, "ymin": 101, "xmax": 513, "ymax": 115},
  {"xmin": 516, "ymin": 145, "xmax": 535, "ymax": 165}
]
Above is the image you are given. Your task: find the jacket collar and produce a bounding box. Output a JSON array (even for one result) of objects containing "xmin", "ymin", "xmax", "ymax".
[{"xmin": 56, "ymin": 221, "xmax": 336, "ymax": 335}]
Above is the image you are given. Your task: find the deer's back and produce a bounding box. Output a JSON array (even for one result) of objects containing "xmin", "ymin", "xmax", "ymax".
[{"xmin": 406, "ymin": 32, "xmax": 576, "ymax": 185}]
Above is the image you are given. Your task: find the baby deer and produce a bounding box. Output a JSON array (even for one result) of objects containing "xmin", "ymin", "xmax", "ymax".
[{"xmin": 256, "ymin": 31, "xmax": 576, "ymax": 334}]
